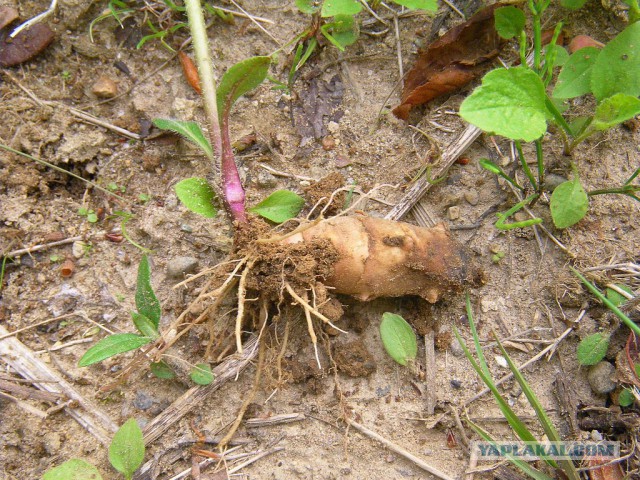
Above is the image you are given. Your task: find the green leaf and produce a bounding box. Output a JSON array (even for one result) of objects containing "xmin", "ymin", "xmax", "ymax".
[
  {"xmin": 553, "ymin": 47, "xmax": 600, "ymax": 99},
  {"xmin": 217, "ymin": 56, "xmax": 271, "ymax": 119},
  {"xmin": 78, "ymin": 334, "xmax": 151, "ymax": 367},
  {"xmin": 494, "ymin": 6, "xmax": 526, "ymax": 40},
  {"xmin": 321, "ymin": 14, "xmax": 359, "ymax": 50},
  {"xmin": 152, "ymin": 119, "xmax": 213, "ymax": 159},
  {"xmin": 545, "ymin": 44, "xmax": 569, "ymax": 68},
  {"xmin": 379, "ymin": 313, "xmax": 417, "ymax": 366},
  {"xmin": 295, "ymin": 0, "xmax": 320, "ymax": 14},
  {"xmin": 606, "ymin": 284, "xmax": 633, "ymax": 307},
  {"xmin": 576, "ymin": 333, "xmax": 610, "ymax": 366},
  {"xmin": 321, "ymin": 0, "xmax": 362, "ymax": 17},
  {"xmin": 591, "ymin": 94, "xmax": 640, "ymax": 131},
  {"xmin": 248, "ymin": 190, "xmax": 305, "ymax": 223},
  {"xmin": 560, "ymin": 0, "xmax": 588, "ymax": 9},
  {"xmin": 190, "ymin": 363, "xmax": 214, "ymax": 385},
  {"xmin": 550, "ymin": 177, "xmax": 589, "ymax": 228},
  {"xmin": 109, "ymin": 418, "xmax": 145, "ymax": 480},
  {"xmin": 619, "ymin": 388, "xmax": 636, "ymax": 407},
  {"xmin": 131, "ymin": 312, "xmax": 159, "ymax": 339},
  {"xmin": 459, "ymin": 67, "xmax": 549, "ymax": 141},
  {"xmin": 150, "ymin": 361, "xmax": 176, "ymax": 379},
  {"xmin": 135, "ymin": 255, "xmax": 161, "ymax": 328},
  {"xmin": 591, "ymin": 22, "xmax": 640, "ymax": 101},
  {"xmin": 43, "ymin": 459, "xmax": 103, "ymax": 480},
  {"xmin": 174, "ymin": 177, "xmax": 218, "ymax": 218},
  {"xmin": 392, "ymin": 0, "xmax": 438, "ymax": 11}
]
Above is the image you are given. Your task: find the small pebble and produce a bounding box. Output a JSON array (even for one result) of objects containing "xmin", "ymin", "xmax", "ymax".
[
  {"xmin": 591, "ymin": 430, "xmax": 604, "ymax": 441},
  {"xmin": 133, "ymin": 391, "xmax": 156, "ymax": 411},
  {"xmin": 450, "ymin": 379, "xmax": 463, "ymax": 389},
  {"xmin": 327, "ymin": 121, "xmax": 340, "ymax": 134},
  {"xmin": 255, "ymin": 171, "xmax": 277, "ymax": 188},
  {"xmin": 42, "ymin": 432, "xmax": 61, "ymax": 455},
  {"xmin": 322, "ymin": 135, "xmax": 336, "ymax": 151},
  {"xmin": 449, "ymin": 339, "xmax": 464, "ymax": 357},
  {"xmin": 167, "ymin": 256, "xmax": 199, "ymax": 278},
  {"xmin": 464, "ymin": 189, "xmax": 479, "ymax": 206},
  {"xmin": 544, "ymin": 173, "xmax": 568, "ymax": 192},
  {"xmin": 91, "ymin": 75, "xmax": 118, "ymax": 98},
  {"xmin": 448, "ymin": 206, "xmax": 460, "ymax": 220},
  {"xmin": 587, "ymin": 361, "xmax": 617, "ymax": 395},
  {"xmin": 180, "ymin": 224, "xmax": 193, "ymax": 233},
  {"xmin": 72, "ymin": 241, "xmax": 88, "ymax": 259},
  {"xmin": 495, "ymin": 355, "xmax": 508, "ymax": 369}
]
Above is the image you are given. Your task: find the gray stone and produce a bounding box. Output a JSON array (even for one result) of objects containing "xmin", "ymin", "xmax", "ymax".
[
  {"xmin": 449, "ymin": 339, "xmax": 464, "ymax": 357},
  {"xmin": 255, "ymin": 171, "xmax": 277, "ymax": 188},
  {"xmin": 587, "ymin": 361, "xmax": 617, "ymax": 395},
  {"xmin": 167, "ymin": 256, "xmax": 199, "ymax": 278},
  {"xmin": 133, "ymin": 391, "xmax": 155, "ymax": 411},
  {"xmin": 544, "ymin": 173, "xmax": 568, "ymax": 192}
]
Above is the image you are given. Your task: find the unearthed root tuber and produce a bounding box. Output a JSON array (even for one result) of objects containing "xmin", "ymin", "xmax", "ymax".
[{"xmin": 283, "ymin": 216, "xmax": 484, "ymax": 303}]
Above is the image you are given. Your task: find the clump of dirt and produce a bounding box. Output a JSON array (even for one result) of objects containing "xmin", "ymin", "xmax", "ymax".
[
  {"xmin": 303, "ymin": 172, "xmax": 346, "ymax": 215},
  {"xmin": 333, "ymin": 339, "xmax": 376, "ymax": 377}
]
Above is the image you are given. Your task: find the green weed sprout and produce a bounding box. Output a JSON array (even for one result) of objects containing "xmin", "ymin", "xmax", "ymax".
[
  {"xmin": 460, "ymin": 3, "xmax": 640, "ymax": 231},
  {"xmin": 454, "ymin": 294, "xmax": 580, "ymax": 480},
  {"xmin": 43, "ymin": 418, "xmax": 145, "ymax": 480}
]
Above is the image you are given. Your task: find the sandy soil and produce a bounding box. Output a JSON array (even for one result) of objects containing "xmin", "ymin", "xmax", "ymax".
[{"xmin": 1, "ymin": 1, "xmax": 639, "ymax": 479}]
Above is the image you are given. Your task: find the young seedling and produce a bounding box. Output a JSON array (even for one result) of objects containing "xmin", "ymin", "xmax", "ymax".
[
  {"xmin": 455, "ymin": 294, "xmax": 581, "ymax": 480},
  {"xmin": 43, "ymin": 418, "xmax": 145, "ymax": 480},
  {"xmin": 379, "ymin": 312, "xmax": 418, "ymax": 367},
  {"xmin": 459, "ymin": 4, "xmax": 640, "ymax": 231}
]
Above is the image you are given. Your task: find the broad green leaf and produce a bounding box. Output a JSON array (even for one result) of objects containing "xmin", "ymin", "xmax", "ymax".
[
  {"xmin": 494, "ymin": 6, "xmax": 525, "ymax": 40},
  {"xmin": 459, "ymin": 67, "xmax": 548, "ymax": 142},
  {"xmin": 135, "ymin": 255, "xmax": 160, "ymax": 328},
  {"xmin": 545, "ymin": 44, "xmax": 569, "ymax": 68},
  {"xmin": 43, "ymin": 459, "xmax": 103, "ymax": 480},
  {"xmin": 606, "ymin": 284, "xmax": 633, "ymax": 307},
  {"xmin": 295, "ymin": 0, "xmax": 320, "ymax": 14},
  {"xmin": 190, "ymin": 363, "xmax": 214, "ymax": 385},
  {"xmin": 392, "ymin": 0, "xmax": 438, "ymax": 11},
  {"xmin": 150, "ymin": 361, "xmax": 176, "ymax": 379},
  {"xmin": 151, "ymin": 119, "xmax": 213, "ymax": 159},
  {"xmin": 131, "ymin": 312, "xmax": 159, "ymax": 339},
  {"xmin": 550, "ymin": 177, "xmax": 588, "ymax": 228},
  {"xmin": 554, "ymin": 47, "xmax": 600, "ymax": 99},
  {"xmin": 78, "ymin": 334, "xmax": 151, "ymax": 367},
  {"xmin": 576, "ymin": 333, "xmax": 610, "ymax": 365},
  {"xmin": 619, "ymin": 388, "xmax": 636, "ymax": 407},
  {"xmin": 321, "ymin": 0, "xmax": 362, "ymax": 17},
  {"xmin": 174, "ymin": 177, "xmax": 218, "ymax": 218},
  {"xmin": 591, "ymin": 94, "xmax": 640, "ymax": 131},
  {"xmin": 560, "ymin": 0, "xmax": 588, "ymax": 9},
  {"xmin": 322, "ymin": 14, "xmax": 359, "ymax": 50},
  {"xmin": 109, "ymin": 418, "xmax": 145, "ymax": 480},
  {"xmin": 248, "ymin": 190, "xmax": 305, "ymax": 223},
  {"xmin": 379, "ymin": 313, "xmax": 417, "ymax": 366},
  {"xmin": 591, "ymin": 22, "xmax": 640, "ymax": 101},
  {"xmin": 217, "ymin": 56, "xmax": 271, "ymax": 119}
]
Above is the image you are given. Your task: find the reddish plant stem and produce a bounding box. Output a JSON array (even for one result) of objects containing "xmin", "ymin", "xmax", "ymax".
[{"xmin": 221, "ymin": 114, "xmax": 247, "ymax": 223}]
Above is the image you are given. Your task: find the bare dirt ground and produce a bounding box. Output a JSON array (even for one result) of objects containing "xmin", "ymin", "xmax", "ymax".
[{"xmin": 1, "ymin": 1, "xmax": 639, "ymax": 479}]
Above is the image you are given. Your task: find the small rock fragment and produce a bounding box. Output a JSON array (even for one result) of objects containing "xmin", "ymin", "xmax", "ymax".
[
  {"xmin": 587, "ymin": 361, "xmax": 617, "ymax": 395},
  {"xmin": 0, "ymin": 23, "xmax": 55, "ymax": 67},
  {"xmin": 448, "ymin": 206, "xmax": 460, "ymax": 220},
  {"xmin": 464, "ymin": 189, "xmax": 479, "ymax": 206},
  {"xmin": 322, "ymin": 135, "xmax": 336, "ymax": 150},
  {"xmin": 449, "ymin": 339, "xmax": 464, "ymax": 357},
  {"xmin": 327, "ymin": 121, "xmax": 340, "ymax": 134},
  {"xmin": 133, "ymin": 391, "xmax": 156, "ymax": 411},
  {"xmin": 255, "ymin": 170, "xmax": 277, "ymax": 188},
  {"xmin": 167, "ymin": 256, "xmax": 199, "ymax": 278},
  {"xmin": 42, "ymin": 432, "xmax": 62, "ymax": 455},
  {"xmin": 544, "ymin": 174, "xmax": 568, "ymax": 192},
  {"xmin": 91, "ymin": 75, "xmax": 118, "ymax": 98},
  {"xmin": 0, "ymin": 6, "xmax": 19, "ymax": 30}
]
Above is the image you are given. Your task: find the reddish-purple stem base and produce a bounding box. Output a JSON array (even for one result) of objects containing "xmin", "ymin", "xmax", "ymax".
[{"xmin": 221, "ymin": 117, "xmax": 247, "ymax": 223}]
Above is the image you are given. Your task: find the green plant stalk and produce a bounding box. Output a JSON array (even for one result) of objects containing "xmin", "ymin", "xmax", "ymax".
[
  {"xmin": 531, "ymin": 3, "xmax": 543, "ymax": 73},
  {"xmin": 571, "ymin": 267, "xmax": 640, "ymax": 337},
  {"xmin": 544, "ymin": 97, "xmax": 573, "ymax": 142},
  {"xmin": 535, "ymin": 139, "xmax": 544, "ymax": 194},
  {"xmin": 495, "ymin": 194, "xmax": 543, "ymax": 230},
  {"xmin": 184, "ymin": 0, "xmax": 247, "ymax": 222},
  {"xmin": 515, "ymin": 141, "xmax": 538, "ymax": 190},
  {"xmin": 626, "ymin": 0, "xmax": 640, "ymax": 23},
  {"xmin": 588, "ymin": 185, "xmax": 640, "ymax": 203},
  {"xmin": 519, "ymin": 30, "xmax": 527, "ymax": 67},
  {"xmin": 542, "ymin": 22, "xmax": 564, "ymax": 86}
]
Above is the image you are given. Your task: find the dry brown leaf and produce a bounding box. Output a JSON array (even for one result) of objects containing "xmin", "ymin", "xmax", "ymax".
[{"xmin": 393, "ymin": 3, "xmax": 504, "ymax": 120}]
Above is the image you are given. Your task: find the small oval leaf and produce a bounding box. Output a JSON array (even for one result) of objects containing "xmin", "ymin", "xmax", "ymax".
[
  {"xmin": 550, "ymin": 177, "xmax": 588, "ymax": 229},
  {"xmin": 150, "ymin": 361, "xmax": 176, "ymax": 379},
  {"xmin": 78, "ymin": 334, "xmax": 151, "ymax": 367},
  {"xmin": 618, "ymin": 388, "xmax": 636, "ymax": 407},
  {"xmin": 43, "ymin": 459, "xmax": 103, "ymax": 480},
  {"xmin": 248, "ymin": 190, "xmax": 305, "ymax": 223},
  {"xmin": 152, "ymin": 118, "xmax": 213, "ymax": 159},
  {"xmin": 576, "ymin": 333, "xmax": 610, "ymax": 366},
  {"xmin": 494, "ymin": 6, "xmax": 526, "ymax": 40},
  {"xmin": 379, "ymin": 313, "xmax": 417, "ymax": 366},
  {"xmin": 175, "ymin": 177, "xmax": 218, "ymax": 218},
  {"xmin": 135, "ymin": 255, "xmax": 161, "ymax": 328},
  {"xmin": 217, "ymin": 56, "xmax": 271, "ymax": 118},
  {"xmin": 109, "ymin": 418, "xmax": 145, "ymax": 479},
  {"xmin": 190, "ymin": 363, "xmax": 214, "ymax": 385},
  {"xmin": 131, "ymin": 312, "xmax": 159, "ymax": 339}
]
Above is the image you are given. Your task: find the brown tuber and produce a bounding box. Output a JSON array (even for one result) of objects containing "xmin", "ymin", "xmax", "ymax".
[{"xmin": 283, "ymin": 216, "xmax": 483, "ymax": 303}]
